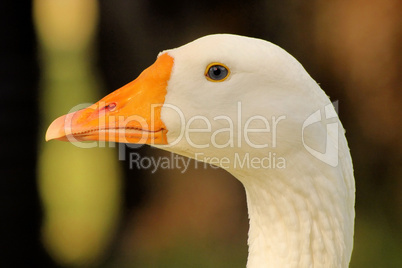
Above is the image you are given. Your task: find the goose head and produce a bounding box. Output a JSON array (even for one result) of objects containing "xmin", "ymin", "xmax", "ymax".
[{"xmin": 46, "ymin": 34, "xmax": 355, "ymax": 267}]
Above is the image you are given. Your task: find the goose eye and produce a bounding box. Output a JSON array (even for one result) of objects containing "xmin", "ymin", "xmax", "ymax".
[{"xmin": 205, "ymin": 63, "xmax": 230, "ymax": 82}]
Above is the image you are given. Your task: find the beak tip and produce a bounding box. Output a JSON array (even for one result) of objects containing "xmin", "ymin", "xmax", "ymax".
[
  {"xmin": 45, "ymin": 130, "xmax": 53, "ymax": 142},
  {"xmin": 45, "ymin": 115, "xmax": 67, "ymax": 142}
]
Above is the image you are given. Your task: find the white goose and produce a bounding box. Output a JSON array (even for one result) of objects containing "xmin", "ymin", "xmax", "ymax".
[{"xmin": 46, "ymin": 34, "xmax": 355, "ymax": 267}]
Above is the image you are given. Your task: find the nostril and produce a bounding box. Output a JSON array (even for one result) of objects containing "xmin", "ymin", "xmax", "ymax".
[{"xmin": 106, "ymin": 102, "xmax": 117, "ymax": 111}]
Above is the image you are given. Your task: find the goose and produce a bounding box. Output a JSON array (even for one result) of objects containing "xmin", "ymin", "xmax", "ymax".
[{"xmin": 46, "ymin": 34, "xmax": 355, "ymax": 267}]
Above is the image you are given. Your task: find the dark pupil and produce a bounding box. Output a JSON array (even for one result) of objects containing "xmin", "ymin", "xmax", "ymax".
[
  {"xmin": 209, "ymin": 65, "xmax": 227, "ymax": 80},
  {"xmin": 212, "ymin": 67, "xmax": 221, "ymax": 76}
]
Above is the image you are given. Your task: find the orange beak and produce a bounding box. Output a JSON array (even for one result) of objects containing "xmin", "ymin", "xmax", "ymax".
[{"xmin": 46, "ymin": 53, "xmax": 174, "ymax": 145}]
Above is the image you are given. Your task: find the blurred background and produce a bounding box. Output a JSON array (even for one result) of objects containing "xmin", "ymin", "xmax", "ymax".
[{"xmin": 0, "ymin": 0, "xmax": 401, "ymax": 267}]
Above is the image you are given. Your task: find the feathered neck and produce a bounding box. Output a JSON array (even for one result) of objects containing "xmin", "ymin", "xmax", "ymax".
[{"xmin": 232, "ymin": 149, "xmax": 354, "ymax": 268}]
